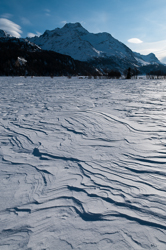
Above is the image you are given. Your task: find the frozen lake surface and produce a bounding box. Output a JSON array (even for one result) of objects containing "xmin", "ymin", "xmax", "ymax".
[{"xmin": 0, "ymin": 77, "xmax": 166, "ymax": 249}]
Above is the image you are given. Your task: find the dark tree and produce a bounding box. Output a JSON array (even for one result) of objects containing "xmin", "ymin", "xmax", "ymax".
[{"xmin": 126, "ymin": 67, "xmax": 132, "ymax": 79}]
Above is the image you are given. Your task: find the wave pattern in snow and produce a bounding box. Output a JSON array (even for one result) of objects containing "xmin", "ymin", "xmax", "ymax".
[{"xmin": 0, "ymin": 77, "xmax": 166, "ymax": 249}]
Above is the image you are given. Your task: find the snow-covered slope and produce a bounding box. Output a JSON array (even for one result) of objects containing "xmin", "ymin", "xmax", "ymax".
[
  {"xmin": 134, "ymin": 52, "xmax": 161, "ymax": 65},
  {"xmin": 28, "ymin": 22, "xmax": 161, "ymax": 67}
]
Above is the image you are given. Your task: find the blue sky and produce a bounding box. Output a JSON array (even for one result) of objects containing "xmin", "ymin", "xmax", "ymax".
[{"xmin": 1, "ymin": 0, "xmax": 166, "ymax": 62}]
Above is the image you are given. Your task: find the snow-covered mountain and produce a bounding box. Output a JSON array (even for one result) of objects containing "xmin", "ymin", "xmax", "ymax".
[
  {"xmin": 28, "ymin": 22, "xmax": 161, "ymax": 68},
  {"xmin": 0, "ymin": 24, "xmax": 163, "ymax": 75},
  {"xmin": 28, "ymin": 23, "xmax": 136, "ymax": 62}
]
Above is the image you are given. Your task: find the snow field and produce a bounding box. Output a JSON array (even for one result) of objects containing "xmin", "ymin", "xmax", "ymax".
[{"xmin": 0, "ymin": 77, "xmax": 166, "ymax": 249}]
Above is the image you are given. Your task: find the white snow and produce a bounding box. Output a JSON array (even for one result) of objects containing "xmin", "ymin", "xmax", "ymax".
[
  {"xmin": 17, "ymin": 57, "xmax": 27, "ymax": 66},
  {"xmin": 0, "ymin": 77, "xmax": 166, "ymax": 249},
  {"xmin": 134, "ymin": 57, "xmax": 150, "ymax": 66}
]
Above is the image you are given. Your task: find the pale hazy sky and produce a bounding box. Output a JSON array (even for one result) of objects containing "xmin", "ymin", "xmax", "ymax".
[{"xmin": 1, "ymin": 0, "xmax": 166, "ymax": 62}]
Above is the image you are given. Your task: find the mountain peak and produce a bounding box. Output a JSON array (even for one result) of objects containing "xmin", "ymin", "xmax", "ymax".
[
  {"xmin": 63, "ymin": 22, "xmax": 83, "ymax": 29},
  {"xmin": 0, "ymin": 29, "xmax": 12, "ymax": 38},
  {"xmin": 62, "ymin": 22, "xmax": 89, "ymax": 34}
]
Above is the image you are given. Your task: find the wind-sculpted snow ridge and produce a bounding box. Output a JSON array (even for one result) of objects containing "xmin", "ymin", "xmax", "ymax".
[{"xmin": 1, "ymin": 77, "xmax": 166, "ymax": 249}]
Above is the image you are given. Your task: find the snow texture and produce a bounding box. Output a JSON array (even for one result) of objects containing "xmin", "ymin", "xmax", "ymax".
[{"xmin": 0, "ymin": 77, "xmax": 166, "ymax": 250}]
